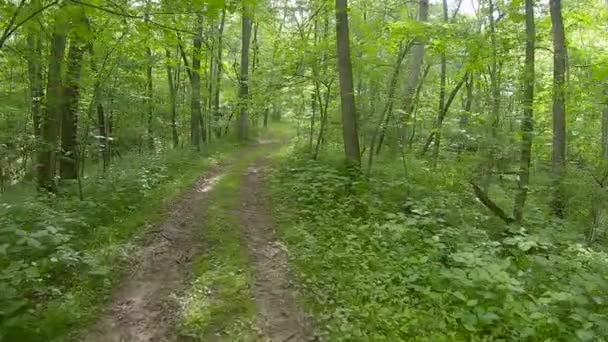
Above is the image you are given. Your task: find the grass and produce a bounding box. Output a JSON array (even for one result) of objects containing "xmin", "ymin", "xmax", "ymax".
[
  {"xmin": 0, "ymin": 140, "xmax": 243, "ymax": 342},
  {"xmin": 177, "ymin": 141, "xmax": 282, "ymax": 341}
]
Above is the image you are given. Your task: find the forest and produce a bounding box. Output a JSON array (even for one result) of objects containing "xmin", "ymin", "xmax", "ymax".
[{"xmin": 1, "ymin": 0, "xmax": 607, "ymax": 340}]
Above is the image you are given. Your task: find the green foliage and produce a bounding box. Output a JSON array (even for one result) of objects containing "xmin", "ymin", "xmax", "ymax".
[
  {"xmin": 271, "ymin": 149, "xmax": 608, "ymax": 341},
  {"xmin": 0, "ymin": 147, "xmax": 228, "ymax": 340}
]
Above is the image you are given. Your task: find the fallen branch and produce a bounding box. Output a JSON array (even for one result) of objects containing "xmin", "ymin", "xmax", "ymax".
[{"xmin": 470, "ymin": 182, "xmax": 514, "ymax": 224}]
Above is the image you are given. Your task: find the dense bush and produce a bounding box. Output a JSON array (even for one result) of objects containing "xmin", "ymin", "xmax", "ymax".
[{"xmin": 271, "ymin": 151, "xmax": 608, "ymax": 341}]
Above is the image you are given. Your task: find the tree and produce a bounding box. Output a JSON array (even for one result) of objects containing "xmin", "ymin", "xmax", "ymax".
[
  {"xmin": 238, "ymin": 9, "xmax": 252, "ymax": 142},
  {"xmin": 399, "ymin": 0, "xmax": 429, "ymax": 148},
  {"xmin": 37, "ymin": 16, "xmax": 67, "ymax": 192},
  {"xmin": 191, "ymin": 14, "xmax": 203, "ymax": 149},
  {"xmin": 550, "ymin": 0, "xmax": 567, "ymax": 217},
  {"xmin": 335, "ymin": 0, "xmax": 361, "ymax": 166},
  {"xmin": 513, "ymin": 0, "xmax": 536, "ymax": 223},
  {"xmin": 60, "ymin": 11, "xmax": 88, "ymax": 180}
]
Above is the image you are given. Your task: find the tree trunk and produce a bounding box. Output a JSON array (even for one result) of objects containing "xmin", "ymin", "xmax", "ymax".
[
  {"xmin": 513, "ymin": 0, "xmax": 536, "ymax": 223},
  {"xmin": 335, "ymin": 0, "xmax": 361, "ymax": 166},
  {"xmin": 146, "ymin": 44, "xmax": 154, "ymax": 150},
  {"xmin": 214, "ymin": 8, "xmax": 226, "ymax": 138},
  {"xmin": 399, "ymin": 0, "xmax": 429, "ymax": 147},
  {"xmin": 550, "ymin": 0, "xmax": 567, "ymax": 218},
  {"xmin": 422, "ymin": 73, "xmax": 468, "ymax": 156},
  {"xmin": 191, "ymin": 14, "xmax": 203, "ymax": 149},
  {"xmin": 27, "ymin": 33, "xmax": 43, "ymax": 141},
  {"xmin": 166, "ymin": 49, "xmax": 179, "ymax": 148},
  {"xmin": 60, "ymin": 25, "xmax": 87, "ymax": 180},
  {"xmin": 37, "ymin": 22, "xmax": 66, "ymax": 192},
  {"xmin": 238, "ymin": 11, "xmax": 252, "ymax": 141},
  {"xmin": 367, "ymin": 42, "xmax": 409, "ymax": 174}
]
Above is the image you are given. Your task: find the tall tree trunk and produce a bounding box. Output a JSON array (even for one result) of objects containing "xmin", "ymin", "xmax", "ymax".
[
  {"xmin": 145, "ymin": 44, "xmax": 154, "ymax": 150},
  {"xmin": 513, "ymin": 0, "xmax": 536, "ymax": 223},
  {"xmin": 191, "ymin": 14, "xmax": 203, "ymax": 149},
  {"xmin": 399, "ymin": 0, "xmax": 429, "ymax": 147},
  {"xmin": 335, "ymin": 0, "xmax": 361, "ymax": 166},
  {"xmin": 27, "ymin": 33, "xmax": 43, "ymax": 140},
  {"xmin": 166, "ymin": 49, "xmax": 179, "ymax": 148},
  {"xmin": 238, "ymin": 11, "xmax": 252, "ymax": 141},
  {"xmin": 480, "ymin": 0, "xmax": 502, "ymax": 192},
  {"xmin": 550, "ymin": 0, "xmax": 567, "ymax": 217},
  {"xmin": 430, "ymin": 0, "xmax": 449, "ymax": 168},
  {"xmin": 214, "ymin": 8, "xmax": 226, "ymax": 138},
  {"xmin": 60, "ymin": 23, "xmax": 87, "ymax": 180},
  {"xmin": 37, "ymin": 21, "xmax": 66, "ymax": 192}
]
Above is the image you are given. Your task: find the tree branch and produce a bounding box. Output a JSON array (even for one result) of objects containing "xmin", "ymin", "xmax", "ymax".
[
  {"xmin": 0, "ymin": 0, "xmax": 59, "ymax": 50},
  {"xmin": 470, "ymin": 182, "xmax": 514, "ymax": 224}
]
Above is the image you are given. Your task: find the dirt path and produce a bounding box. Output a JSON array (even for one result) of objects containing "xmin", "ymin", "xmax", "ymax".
[
  {"xmin": 240, "ymin": 158, "xmax": 316, "ymax": 342},
  {"xmin": 83, "ymin": 167, "xmax": 225, "ymax": 342},
  {"xmin": 83, "ymin": 143, "xmax": 314, "ymax": 342}
]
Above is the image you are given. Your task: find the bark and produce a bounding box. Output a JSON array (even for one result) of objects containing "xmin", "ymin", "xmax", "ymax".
[
  {"xmin": 27, "ymin": 33, "xmax": 43, "ymax": 140},
  {"xmin": 399, "ymin": 0, "xmax": 429, "ymax": 146},
  {"xmin": 471, "ymin": 182, "xmax": 514, "ymax": 224},
  {"xmin": 214, "ymin": 8, "xmax": 226, "ymax": 138},
  {"xmin": 37, "ymin": 22, "xmax": 66, "ymax": 192},
  {"xmin": 238, "ymin": 11, "xmax": 252, "ymax": 141},
  {"xmin": 550, "ymin": 0, "xmax": 567, "ymax": 217},
  {"xmin": 458, "ymin": 74, "xmax": 474, "ymax": 154},
  {"xmin": 144, "ymin": 5, "xmax": 154, "ymax": 150},
  {"xmin": 145, "ymin": 44, "xmax": 154, "ymax": 150},
  {"xmin": 60, "ymin": 26, "xmax": 87, "ymax": 180},
  {"xmin": 191, "ymin": 14, "xmax": 203, "ymax": 149},
  {"xmin": 513, "ymin": 0, "xmax": 536, "ymax": 223},
  {"xmin": 314, "ymin": 83, "xmax": 332, "ymax": 160},
  {"xmin": 309, "ymin": 91, "xmax": 317, "ymax": 151},
  {"xmin": 166, "ymin": 49, "xmax": 179, "ymax": 148},
  {"xmin": 476, "ymin": 0, "xmax": 503, "ymax": 193},
  {"xmin": 335, "ymin": 0, "xmax": 361, "ymax": 166}
]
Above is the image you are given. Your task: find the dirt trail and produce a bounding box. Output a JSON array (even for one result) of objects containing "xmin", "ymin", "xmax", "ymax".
[
  {"xmin": 83, "ymin": 167, "xmax": 224, "ymax": 342},
  {"xmin": 240, "ymin": 159, "xmax": 316, "ymax": 342},
  {"xmin": 83, "ymin": 143, "xmax": 314, "ymax": 342}
]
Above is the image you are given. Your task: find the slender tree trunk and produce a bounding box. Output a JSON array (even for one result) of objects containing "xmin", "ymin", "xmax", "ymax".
[
  {"xmin": 314, "ymin": 84, "xmax": 332, "ymax": 160},
  {"xmin": 238, "ymin": 11, "xmax": 252, "ymax": 141},
  {"xmin": 144, "ymin": 5, "xmax": 154, "ymax": 150},
  {"xmin": 214, "ymin": 8, "xmax": 226, "ymax": 138},
  {"xmin": 335, "ymin": 0, "xmax": 361, "ymax": 166},
  {"xmin": 166, "ymin": 49, "xmax": 179, "ymax": 148},
  {"xmin": 191, "ymin": 14, "xmax": 203, "ymax": 149},
  {"xmin": 27, "ymin": 33, "xmax": 43, "ymax": 141},
  {"xmin": 513, "ymin": 0, "xmax": 536, "ymax": 223},
  {"xmin": 550, "ymin": 0, "xmax": 567, "ymax": 217},
  {"xmin": 37, "ymin": 21, "xmax": 66, "ymax": 192},
  {"xmin": 399, "ymin": 0, "xmax": 429, "ymax": 147},
  {"xmin": 367, "ymin": 42, "xmax": 409, "ymax": 174},
  {"xmin": 457, "ymin": 73, "xmax": 474, "ymax": 157},
  {"xmin": 60, "ymin": 25, "xmax": 87, "ymax": 180},
  {"xmin": 480, "ymin": 0, "xmax": 502, "ymax": 192},
  {"xmin": 146, "ymin": 45, "xmax": 154, "ymax": 149},
  {"xmin": 309, "ymin": 92, "xmax": 317, "ymax": 151}
]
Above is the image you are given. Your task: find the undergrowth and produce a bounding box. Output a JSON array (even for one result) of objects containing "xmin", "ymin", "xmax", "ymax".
[
  {"xmin": 0, "ymin": 142, "xmax": 239, "ymax": 341},
  {"xmin": 270, "ymin": 146, "xmax": 608, "ymax": 341}
]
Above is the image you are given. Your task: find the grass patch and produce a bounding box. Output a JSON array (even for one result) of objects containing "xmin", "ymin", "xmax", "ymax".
[{"xmin": 177, "ymin": 144, "xmax": 276, "ymax": 340}]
